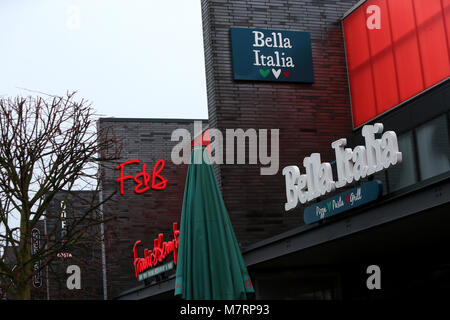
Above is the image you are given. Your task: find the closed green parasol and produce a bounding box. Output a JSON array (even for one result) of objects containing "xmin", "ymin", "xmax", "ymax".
[{"xmin": 174, "ymin": 147, "xmax": 254, "ymax": 299}]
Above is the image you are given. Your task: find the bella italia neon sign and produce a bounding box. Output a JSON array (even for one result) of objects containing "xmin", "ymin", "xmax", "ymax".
[{"xmin": 282, "ymin": 123, "xmax": 402, "ymax": 211}]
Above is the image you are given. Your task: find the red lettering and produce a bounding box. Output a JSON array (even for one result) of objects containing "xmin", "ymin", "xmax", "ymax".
[
  {"xmin": 115, "ymin": 159, "xmax": 167, "ymax": 195},
  {"xmin": 134, "ymin": 163, "xmax": 151, "ymax": 193},
  {"xmin": 173, "ymin": 222, "xmax": 180, "ymax": 264},
  {"xmin": 133, "ymin": 240, "xmax": 141, "ymax": 260},
  {"xmin": 115, "ymin": 160, "xmax": 140, "ymax": 195},
  {"xmin": 132, "ymin": 222, "xmax": 180, "ymax": 278},
  {"xmin": 152, "ymin": 159, "xmax": 168, "ymax": 190}
]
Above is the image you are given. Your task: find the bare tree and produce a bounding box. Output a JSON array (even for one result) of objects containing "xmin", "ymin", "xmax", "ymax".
[{"xmin": 0, "ymin": 92, "xmax": 121, "ymax": 299}]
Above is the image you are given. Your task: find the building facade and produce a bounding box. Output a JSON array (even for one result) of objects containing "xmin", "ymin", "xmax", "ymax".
[
  {"xmin": 117, "ymin": 0, "xmax": 450, "ymax": 299},
  {"xmin": 21, "ymin": 0, "xmax": 448, "ymax": 300},
  {"xmin": 10, "ymin": 191, "xmax": 105, "ymax": 300},
  {"xmin": 98, "ymin": 118, "xmax": 206, "ymax": 299},
  {"xmin": 201, "ymin": 0, "xmax": 358, "ymax": 246}
]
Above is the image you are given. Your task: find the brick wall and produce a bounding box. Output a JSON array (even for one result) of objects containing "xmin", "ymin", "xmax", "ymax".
[
  {"xmin": 98, "ymin": 118, "xmax": 205, "ymax": 299},
  {"xmin": 201, "ymin": 0, "xmax": 358, "ymax": 246}
]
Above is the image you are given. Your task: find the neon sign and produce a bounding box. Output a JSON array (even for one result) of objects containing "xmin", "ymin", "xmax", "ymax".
[
  {"xmin": 115, "ymin": 159, "xmax": 168, "ymax": 195},
  {"xmin": 133, "ymin": 222, "xmax": 180, "ymax": 278}
]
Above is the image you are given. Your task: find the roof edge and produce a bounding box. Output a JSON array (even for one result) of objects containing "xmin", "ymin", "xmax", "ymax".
[
  {"xmin": 98, "ymin": 117, "xmax": 208, "ymax": 123},
  {"xmin": 341, "ymin": 0, "xmax": 367, "ymax": 20}
]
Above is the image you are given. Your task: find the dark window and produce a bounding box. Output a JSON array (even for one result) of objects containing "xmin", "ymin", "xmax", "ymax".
[
  {"xmin": 388, "ymin": 132, "xmax": 418, "ymax": 192},
  {"xmin": 415, "ymin": 115, "xmax": 450, "ymax": 180},
  {"xmin": 373, "ymin": 171, "xmax": 388, "ymax": 195}
]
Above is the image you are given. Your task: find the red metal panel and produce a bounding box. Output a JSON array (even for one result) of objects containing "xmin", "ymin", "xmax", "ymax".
[
  {"xmin": 387, "ymin": 0, "xmax": 424, "ymax": 101},
  {"xmin": 349, "ymin": 68, "xmax": 377, "ymax": 126},
  {"xmin": 343, "ymin": 8, "xmax": 377, "ymax": 126},
  {"xmin": 343, "ymin": 0, "xmax": 450, "ymax": 128},
  {"xmin": 366, "ymin": 0, "xmax": 400, "ymax": 114},
  {"xmin": 343, "ymin": 9, "xmax": 371, "ymax": 70},
  {"xmin": 442, "ymin": 0, "xmax": 450, "ymax": 66},
  {"xmin": 371, "ymin": 50, "xmax": 400, "ymax": 113},
  {"xmin": 413, "ymin": 0, "xmax": 450, "ymax": 87},
  {"xmin": 366, "ymin": 0, "xmax": 392, "ymax": 56}
]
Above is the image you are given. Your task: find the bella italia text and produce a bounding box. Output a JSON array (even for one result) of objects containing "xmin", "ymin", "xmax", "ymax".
[
  {"xmin": 283, "ymin": 123, "xmax": 402, "ymax": 211},
  {"xmin": 252, "ymin": 31, "xmax": 295, "ymax": 68}
]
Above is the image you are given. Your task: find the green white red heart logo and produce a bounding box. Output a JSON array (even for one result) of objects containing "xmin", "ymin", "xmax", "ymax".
[
  {"xmin": 272, "ymin": 68, "xmax": 281, "ymax": 79},
  {"xmin": 259, "ymin": 69, "xmax": 270, "ymax": 78}
]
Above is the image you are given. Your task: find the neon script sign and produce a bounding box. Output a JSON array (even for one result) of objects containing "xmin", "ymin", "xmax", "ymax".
[
  {"xmin": 115, "ymin": 159, "xmax": 168, "ymax": 195},
  {"xmin": 133, "ymin": 222, "xmax": 180, "ymax": 278}
]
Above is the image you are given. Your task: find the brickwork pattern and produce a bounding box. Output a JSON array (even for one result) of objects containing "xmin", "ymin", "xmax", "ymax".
[
  {"xmin": 99, "ymin": 118, "xmax": 204, "ymax": 299},
  {"xmin": 201, "ymin": 0, "xmax": 359, "ymax": 246}
]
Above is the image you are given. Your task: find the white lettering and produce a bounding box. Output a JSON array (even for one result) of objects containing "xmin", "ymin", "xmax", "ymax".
[
  {"xmin": 284, "ymin": 123, "xmax": 402, "ymax": 210},
  {"xmin": 253, "ymin": 31, "xmax": 265, "ymax": 47},
  {"xmin": 283, "ymin": 166, "xmax": 300, "ymax": 211}
]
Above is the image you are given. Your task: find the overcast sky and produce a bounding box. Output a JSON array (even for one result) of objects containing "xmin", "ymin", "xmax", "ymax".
[
  {"xmin": 0, "ymin": 0, "xmax": 209, "ymax": 234},
  {"xmin": 0, "ymin": 0, "xmax": 209, "ymax": 120}
]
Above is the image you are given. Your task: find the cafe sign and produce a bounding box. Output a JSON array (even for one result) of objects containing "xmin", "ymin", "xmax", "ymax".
[
  {"xmin": 283, "ymin": 123, "xmax": 402, "ymax": 211},
  {"xmin": 230, "ymin": 27, "xmax": 314, "ymax": 83},
  {"xmin": 303, "ymin": 180, "xmax": 382, "ymax": 224},
  {"xmin": 31, "ymin": 228, "xmax": 42, "ymax": 288}
]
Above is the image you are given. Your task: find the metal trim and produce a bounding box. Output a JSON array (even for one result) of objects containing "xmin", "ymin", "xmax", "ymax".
[
  {"xmin": 98, "ymin": 117, "xmax": 208, "ymax": 123},
  {"xmin": 243, "ymin": 177, "xmax": 450, "ymax": 267},
  {"xmin": 341, "ymin": 0, "xmax": 368, "ymax": 20},
  {"xmin": 352, "ymin": 78, "xmax": 450, "ymax": 130}
]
